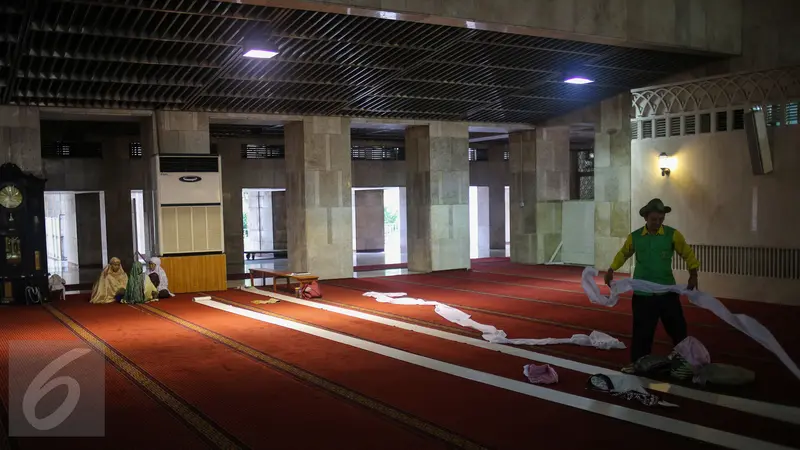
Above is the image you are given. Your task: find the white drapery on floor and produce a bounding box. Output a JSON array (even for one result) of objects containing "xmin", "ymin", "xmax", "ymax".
[
  {"xmin": 580, "ymin": 267, "xmax": 800, "ymax": 381},
  {"xmin": 363, "ymin": 291, "xmax": 625, "ymax": 350}
]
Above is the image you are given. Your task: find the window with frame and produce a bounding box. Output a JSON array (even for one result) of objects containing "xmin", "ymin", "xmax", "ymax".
[{"xmin": 570, "ymin": 149, "xmax": 594, "ymax": 200}]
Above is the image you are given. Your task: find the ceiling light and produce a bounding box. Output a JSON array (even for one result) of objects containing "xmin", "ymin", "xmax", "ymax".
[
  {"xmin": 564, "ymin": 76, "xmax": 594, "ymax": 85},
  {"xmin": 243, "ymin": 49, "xmax": 278, "ymax": 59},
  {"xmin": 242, "ymin": 36, "xmax": 279, "ymax": 59}
]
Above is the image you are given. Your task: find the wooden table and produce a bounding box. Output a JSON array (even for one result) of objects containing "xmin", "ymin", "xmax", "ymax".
[{"xmin": 249, "ymin": 269, "xmax": 319, "ymax": 297}]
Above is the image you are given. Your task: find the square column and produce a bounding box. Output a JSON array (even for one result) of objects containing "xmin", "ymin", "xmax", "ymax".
[
  {"xmin": 535, "ymin": 126, "xmax": 571, "ymax": 263},
  {"xmin": 354, "ymin": 189, "xmax": 385, "ymax": 252},
  {"xmin": 75, "ymin": 193, "xmax": 104, "ymax": 268},
  {"xmin": 155, "ymin": 111, "xmax": 210, "ymax": 154},
  {"xmin": 508, "ymin": 130, "xmax": 538, "ymax": 264},
  {"xmin": 271, "ymin": 191, "xmax": 287, "ymax": 250},
  {"xmin": 284, "ymin": 117, "xmax": 353, "ymax": 280},
  {"xmin": 594, "ymin": 93, "xmax": 632, "ymax": 271},
  {"xmin": 487, "ymin": 143, "xmax": 508, "ymax": 250},
  {"xmin": 0, "ymin": 106, "xmax": 42, "ymax": 176},
  {"xmin": 405, "ymin": 122, "xmax": 470, "ymax": 272},
  {"xmin": 103, "ymin": 137, "xmax": 136, "ymax": 269}
]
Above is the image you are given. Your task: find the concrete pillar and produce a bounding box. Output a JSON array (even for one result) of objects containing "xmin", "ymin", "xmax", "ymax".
[
  {"xmin": 271, "ymin": 190, "xmax": 287, "ymax": 249},
  {"xmin": 405, "ymin": 122, "xmax": 470, "ymax": 272},
  {"xmin": 487, "ymin": 143, "xmax": 508, "ymax": 250},
  {"xmin": 398, "ymin": 187, "xmax": 407, "ymax": 254},
  {"xmin": 508, "ymin": 130, "xmax": 538, "ymax": 264},
  {"xmin": 0, "ymin": 106, "xmax": 42, "ymax": 177},
  {"xmin": 218, "ymin": 139, "xmax": 244, "ymax": 272},
  {"xmin": 509, "ymin": 127, "xmax": 572, "ymax": 264},
  {"xmin": 535, "ymin": 126, "xmax": 571, "ymax": 263},
  {"xmin": 594, "ymin": 93, "xmax": 632, "ymax": 271},
  {"xmin": 354, "ymin": 190, "xmax": 385, "ymax": 252},
  {"xmin": 103, "ymin": 137, "xmax": 135, "ymax": 269},
  {"xmin": 75, "ymin": 193, "xmax": 103, "ymax": 268},
  {"xmin": 155, "ymin": 111, "xmax": 210, "ymax": 154},
  {"xmin": 284, "ymin": 117, "xmax": 353, "ymax": 279},
  {"xmin": 140, "ymin": 112, "xmax": 211, "ymax": 256}
]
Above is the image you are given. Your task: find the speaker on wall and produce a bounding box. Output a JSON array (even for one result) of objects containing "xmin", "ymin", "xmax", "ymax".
[{"xmin": 744, "ymin": 108, "xmax": 774, "ymax": 175}]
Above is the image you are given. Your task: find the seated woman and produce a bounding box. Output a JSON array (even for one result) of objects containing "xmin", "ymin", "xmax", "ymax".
[
  {"xmin": 89, "ymin": 257, "xmax": 128, "ymax": 304},
  {"xmin": 145, "ymin": 256, "xmax": 174, "ymax": 299},
  {"xmin": 122, "ymin": 260, "xmax": 159, "ymax": 304}
]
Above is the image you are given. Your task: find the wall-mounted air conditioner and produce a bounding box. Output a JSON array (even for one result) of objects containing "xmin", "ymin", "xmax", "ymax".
[{"xmin": 155, "ymin": 154, "xmax": 224, "ymax": 255}]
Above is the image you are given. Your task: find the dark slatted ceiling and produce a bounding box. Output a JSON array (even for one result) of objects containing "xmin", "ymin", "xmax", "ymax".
[{"xmin": 0, "ymin": 0, "xmax": 722, "ymax": 124}]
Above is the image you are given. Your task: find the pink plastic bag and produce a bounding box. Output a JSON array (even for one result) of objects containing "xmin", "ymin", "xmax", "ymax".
[
  {"xmin": 523, "ymin": 364, "xmax": 559, "ymax": 384},
  {"xmin": 674, "ymin": 336, "xmax": 711, "ymax": 369}
]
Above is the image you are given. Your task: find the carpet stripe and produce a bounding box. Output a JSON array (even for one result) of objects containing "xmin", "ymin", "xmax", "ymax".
[
  {"xmin": 43, "ymin": 304, "xmax": 245, "ymax": 450},
  {"xmin": 195, "ymin": 295, "xmax": 795, "ymax": 450},
  {"xmin": 239, "ymin": 287, "xmax": 800, "ymax": 426},
  {"xmin": 138, "ymin": 302, "xmax": 488, "ymax": 450}
]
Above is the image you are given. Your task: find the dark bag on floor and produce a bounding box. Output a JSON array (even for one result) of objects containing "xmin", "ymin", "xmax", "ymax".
[
  {"xmin": 302, "ymin": 281, "xmax": 322, "ymax": 299},
  {"xmin": 634, "ymin": 355, "xmax": 671, "ymax": 375}
]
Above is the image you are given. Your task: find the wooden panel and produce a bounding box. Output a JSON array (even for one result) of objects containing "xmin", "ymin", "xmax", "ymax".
[{"xmin": 160, "ymin": 254, "xmax": 227, "ymax": 293}]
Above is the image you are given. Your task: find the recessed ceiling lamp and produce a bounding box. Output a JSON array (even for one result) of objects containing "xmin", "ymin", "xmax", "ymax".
[
  {"xmin": 242, "ymin": 37, "xmax": 279, "ymax": 59},
  {"xmin": 564, "ymin": 76, "xmax": 594, "ymax": 85}
]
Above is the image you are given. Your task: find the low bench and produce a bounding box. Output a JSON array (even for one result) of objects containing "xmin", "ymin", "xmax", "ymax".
[
  {"xmin": 249, "ymin": 268, "xmax": 319, "ymax": 297},
  {"xmin": 245, "ymin": 250, "xmax": 288, "ymax": 260}
]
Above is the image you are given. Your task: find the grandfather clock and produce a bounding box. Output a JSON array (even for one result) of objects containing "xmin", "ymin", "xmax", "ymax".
[{"xmin": 0, "ymin": 163, "xmax": 49, "ymax": 305}]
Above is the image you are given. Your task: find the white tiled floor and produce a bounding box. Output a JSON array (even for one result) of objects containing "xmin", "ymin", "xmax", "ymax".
[{"xmin": 51, "ymin": 245, "xmax": 511, "ymax": 287}]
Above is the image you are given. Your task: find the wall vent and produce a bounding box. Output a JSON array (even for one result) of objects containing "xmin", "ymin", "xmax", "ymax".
[
  {"xmin": 669, "ymin": 117, "xmax": 681, "ymax": 136},
  {"xmin": 732, "ymin": 109, "xmax": 745, "ymax": 130},
  {"xmin": 716, "ymin": 111, "xmax": 728, "ymax": 132},
  {"xmin": 673, "ymin": 245, "xmax": 800, "ymax": 280},
  {"xmin": 641, "ymin": 120, "xmax": 653, "ymax": 139},
  {"xmin": 654, "ymin": 118, "xmax": 667, "ymax": 138},
  {"xmin": 684, "ymin": 115, "xmax": 696, "ymax": 135},
  {"xmin": 699, "ymin": 113, "xmax": 711, "ymax": 133},
  {"xmin": 630, "ymin": 119, "xmax": 639, "ymax": 140}
]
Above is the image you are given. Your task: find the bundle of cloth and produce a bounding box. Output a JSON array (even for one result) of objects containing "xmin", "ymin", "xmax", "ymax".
[
  {"xmin": 363, "ymin": 291, "xmax": 625, "ymax": 349},
  {"xmin": 581, "ymin": 266, "xmax": 798, "ymax": 383}
]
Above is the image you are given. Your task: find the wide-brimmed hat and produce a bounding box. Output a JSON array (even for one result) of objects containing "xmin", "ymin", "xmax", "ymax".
[{"xmin": 639, "ymin": 198, "xmax": 672, "ymax": 217}]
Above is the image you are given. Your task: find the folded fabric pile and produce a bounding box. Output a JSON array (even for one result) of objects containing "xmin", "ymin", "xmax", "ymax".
[{"xmin": 631, "ymin": 336, "xmax": 755, "ymax": 386}]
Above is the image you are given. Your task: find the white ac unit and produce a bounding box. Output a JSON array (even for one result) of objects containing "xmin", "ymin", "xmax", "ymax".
[{"xmin": 155, "ymin": 154, "xmax": 224, "ymax": 255}]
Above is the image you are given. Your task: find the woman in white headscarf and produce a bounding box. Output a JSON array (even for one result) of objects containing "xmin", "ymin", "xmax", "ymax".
[{"xmin": 146, "ymin": 256, "xmax": 174, "ymax": 298}]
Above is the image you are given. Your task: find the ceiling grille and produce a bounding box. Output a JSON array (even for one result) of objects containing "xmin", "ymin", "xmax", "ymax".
[
  {"xmin": 42, "ymin": 141, "xmax": 102, "ymax": 159},
  {"xmin": 241, "ymin": 144, "xmax": 284, "ymax": 159},
  {"xmin": 0, "ymin": 0, "xmax": 721, "ymax": 124},
  {"xmin": 351, "ymin": 146, "xmax": 404, "ymax": 161}
]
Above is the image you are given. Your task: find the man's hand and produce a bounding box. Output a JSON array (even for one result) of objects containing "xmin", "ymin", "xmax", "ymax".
[
  {"xmin": 604, "ymin": 269, "xmax": 614, "ymax": 287},
  {"xmin": 687, "ymin": 271, "xmax": 698, "ymax": 290}
]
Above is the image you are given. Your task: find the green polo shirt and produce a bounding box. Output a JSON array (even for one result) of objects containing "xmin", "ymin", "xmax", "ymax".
[{"xmin": 610, "ymin": 225, "xmax": 700, "ymax": 295}]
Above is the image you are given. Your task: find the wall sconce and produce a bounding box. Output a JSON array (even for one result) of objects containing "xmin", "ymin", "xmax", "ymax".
[{"xmin": 658, "ymin": 152, "xmax": 671, "ymax": 177}]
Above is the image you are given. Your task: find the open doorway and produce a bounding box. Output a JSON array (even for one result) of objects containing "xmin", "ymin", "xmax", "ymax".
[
  {"xmin": 45, "ymin": 191, "xmax": 108, "ymax": 284},
  {"xmin": 504, "ymin": 185, "xmax": 510, "ymax": 256},
  {"xmin": 469, "ymin": 186, "xmax": 490, "ymax": 258},
  {"xmin": 242, "ymin": 188, "xmax": 286, "ymax": 262},
  {"xmin": 352, "ymin": 187, "xmax": 407, "ymax": 268},
  {"xmin": 131, "ymin": 190, "xmax": 146, "ymax": 257}
]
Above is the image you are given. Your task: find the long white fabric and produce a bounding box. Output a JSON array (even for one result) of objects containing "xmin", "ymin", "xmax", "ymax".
[
  {"xmin": 580, "ymin": 267, "xmax": 800, "ymax": 381},
  {"xmin": 363, "ymin": 291, "xmax": 625, "ymax": 350}
]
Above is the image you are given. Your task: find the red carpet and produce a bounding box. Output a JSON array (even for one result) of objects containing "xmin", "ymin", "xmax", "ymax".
[
  {"xmin": 196, "ymin": 288, "xmax": 800, "ymax": 448},
  {"xmin": 0, "ymin": 305, "xmax": 208, "ymax": 450},
  {"xmin": 47, "ymin": 299, "xmax": 447, "ymax": 450}
]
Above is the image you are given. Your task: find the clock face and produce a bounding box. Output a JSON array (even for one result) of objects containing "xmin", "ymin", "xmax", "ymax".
[{"xmin": 0, "ymin": 185, "xmax": 23, "ymax": 209}]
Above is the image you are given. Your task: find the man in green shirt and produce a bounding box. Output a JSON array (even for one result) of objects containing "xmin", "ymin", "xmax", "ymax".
[{"xmin": 604, "ymin": 198, "xmax": 700, "ymax": 373}]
